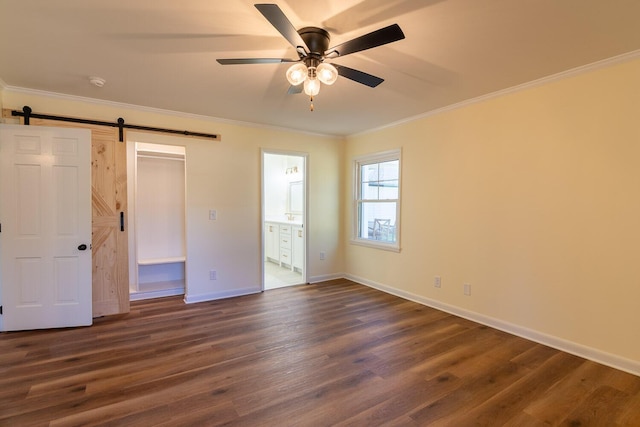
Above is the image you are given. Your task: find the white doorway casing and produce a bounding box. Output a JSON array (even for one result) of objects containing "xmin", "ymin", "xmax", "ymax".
[
  {"xmin": 127, "ymin": 139, "xmax": 187, "ymax": 301},
  {"xmin": 262, "ymin": 151, "xmax": 307, "ymax": 290}
]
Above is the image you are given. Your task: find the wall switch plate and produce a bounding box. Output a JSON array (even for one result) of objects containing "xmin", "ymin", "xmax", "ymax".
[
  {"xmin": 319, "ymin": 251, "xmax": 326, "ymax": 260},
  {"xmin": 434, "ymin": 276, "xmax": 441, "ymax": 288},
  {"xmin": 209, "ymin": 270, "xmax": 217, "ymax": 280},
  {"xmin": 464, "ymin": 283, "xmax": 471, "ymax": 296},
  {"xmin": 209, "ymin": 210, "xmax": 217, "ymax": 221}
]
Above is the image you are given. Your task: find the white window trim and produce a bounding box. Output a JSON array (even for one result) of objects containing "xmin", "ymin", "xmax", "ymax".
[{"xmin": 351, "ymin": 148, "xmax": 401, "ymax": 252}]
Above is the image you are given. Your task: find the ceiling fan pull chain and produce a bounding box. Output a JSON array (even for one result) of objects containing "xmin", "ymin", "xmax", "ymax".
[{"xmin": 310, "ymin": 96, "xmax": 314, "ymax": 112}]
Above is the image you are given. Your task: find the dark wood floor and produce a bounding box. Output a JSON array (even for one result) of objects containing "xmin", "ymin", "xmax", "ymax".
[{"xmin": 1, "ymin": 279, "xmax": 639, "ymax": 426}]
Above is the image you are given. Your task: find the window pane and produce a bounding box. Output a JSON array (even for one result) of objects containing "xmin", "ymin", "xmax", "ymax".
[
  {"xmin": 361, "ymin": 181, "xmax": 379, "ymax": 200},
  {"xmin": 359, "ymin": 202, "xmax": 397, "ymax": 243},
  {"xmin": 363, "ymin": 163, "xmax": 379, "ymax": 182},
  {"xmin": 378, "ymin": 180, "xmax": 398, "ymax": 199},
  {"xmin": 379, "ymin": 160, "xmax": 398, "ymax": 181}
]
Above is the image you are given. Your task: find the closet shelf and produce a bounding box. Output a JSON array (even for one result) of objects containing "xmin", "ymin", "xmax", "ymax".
[{"xmin": 137, "ymin": 256, "xmax": 186, "ymax": 265}]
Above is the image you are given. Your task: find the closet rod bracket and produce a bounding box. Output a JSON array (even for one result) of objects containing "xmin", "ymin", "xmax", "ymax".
[
  {"xmin": 117, "ymin": 118, "xmax": 125, "ymax": 142},
  {"xmin": 22, "ymin": 105, "xmax": 32, "ymax": 125}
]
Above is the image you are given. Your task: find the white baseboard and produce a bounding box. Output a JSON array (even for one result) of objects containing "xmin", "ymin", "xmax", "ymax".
[
  {"xmin": 345, "ymin": 274, "xmax": 640, "ymax": 377},
  {"xmin": 184, "ymin": 286, "xmax": 261, "ymax": 304},
  {"xmin": 130, "ymin": 287, "xmax": 184, "ymax": 301},
  {"xmin": 307, "ymin": 272, "xmax": 345, "ymax": 284}
]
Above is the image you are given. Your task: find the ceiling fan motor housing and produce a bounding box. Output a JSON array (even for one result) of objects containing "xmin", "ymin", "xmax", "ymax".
[{"xmin": 298, "ymin": 27, "xmax": 330, "ymax": 57}]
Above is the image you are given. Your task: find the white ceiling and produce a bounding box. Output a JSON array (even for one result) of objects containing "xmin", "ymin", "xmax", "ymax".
[{"xmin": 1, "ymin": 0, "xmax": 640, "ymax": 136}]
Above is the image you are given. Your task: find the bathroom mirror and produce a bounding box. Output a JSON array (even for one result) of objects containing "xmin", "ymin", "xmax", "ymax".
[{"xmin": 288, "ymin": 181, "xmax": 303, "ymax": 214}]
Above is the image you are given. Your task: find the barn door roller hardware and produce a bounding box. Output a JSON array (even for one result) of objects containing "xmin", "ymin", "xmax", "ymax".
[{"xmin": 12, "ymin": 106, "xmax": 221, "ymax": 142}]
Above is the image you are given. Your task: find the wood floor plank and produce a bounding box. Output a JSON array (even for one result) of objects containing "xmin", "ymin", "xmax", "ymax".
[
  {"xmin": 334, "ymin": 371, "xmax": 463, "ymax": 426},
  {"xmin": 408, "ymin": 360, "xmax": 529, "ymax": 425},
  {"xmin": 559, "ymin": 385, "xmax": 630, "ymax": 426},
  {"xmin": 1, "ymin": 279, "xmax": 639, "ymax": 426},
  {"xmin": 617, "ymin": 391, "xmax": 640, "ymax": 426},
  {"xmin": 522, "ymin": 359, "xmax": 620, "ymax": 424},
  {"xmin": 447, "ymin": 352, "xmax": 585, "ymax": 426}
]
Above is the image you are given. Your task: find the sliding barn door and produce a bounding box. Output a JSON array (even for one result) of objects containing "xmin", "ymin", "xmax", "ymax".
[
  {"xmin": 89, "ymin": 127, "xmax": 130, "ymax": 316},
  {"xmin": 25, "ymin": 117, "xmax": 130, "ymax": 317}
]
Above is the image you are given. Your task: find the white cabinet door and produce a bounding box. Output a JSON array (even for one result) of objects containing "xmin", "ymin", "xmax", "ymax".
[
  {"xmin": 292, "ymin": 225, "xmax": 304, "ymax": 271},
  {"xmin": 265, "ymin": 222, "xmax": 279, "ymax": 262},
  {"xmin": 0, "ymin": 125, "xmax": 92, "ymax": 331}
]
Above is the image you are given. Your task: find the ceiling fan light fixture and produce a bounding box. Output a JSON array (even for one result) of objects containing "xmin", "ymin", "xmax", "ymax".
[
  {"xmin": 303, "ymin": 77, "xmax": 320, "ymax": 96},
  {"xmin": 317, "ymin": 63, "xmax": 338, "ymax": 85},
  {"xmin": 219, "ymin": 4, "xmax": 406, "ymax": 111},
  {"xmin": 286, "ymin": 63, "xmax": 307, "ymax": 86}
]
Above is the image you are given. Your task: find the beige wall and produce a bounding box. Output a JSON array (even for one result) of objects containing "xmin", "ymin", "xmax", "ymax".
[
  {"xmin": 1, "ymin": 90, "xmax": 344, "ymax": 301},
  {"xmin": 343, "ymin": 58, "xmax": 640, "ymax": 372}
]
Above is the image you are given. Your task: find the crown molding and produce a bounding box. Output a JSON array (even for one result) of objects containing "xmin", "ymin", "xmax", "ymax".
[{"xmin": 351, "ymin": 49, "xmax": 640, "ymax": 138}]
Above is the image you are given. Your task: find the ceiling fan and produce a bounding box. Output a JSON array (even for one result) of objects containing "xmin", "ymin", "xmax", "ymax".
[{"xmin": 217, "ymin": 3, "xmax": 405, "ymax": 109}]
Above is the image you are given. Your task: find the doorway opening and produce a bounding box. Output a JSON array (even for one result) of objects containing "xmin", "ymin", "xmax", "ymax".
[
  {"xmin": 127, "ymin": 139, "xmax": 187, "ymax": 301},
  {"xmin": 262, "ymin": 151, "xmax": 307, "ymax": 290}
]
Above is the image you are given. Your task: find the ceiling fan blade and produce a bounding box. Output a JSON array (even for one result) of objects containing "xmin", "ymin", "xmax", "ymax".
[
  {"xmin": 334, "ymin": 64, "xmax": 384, "ymax": 88},
  {"xmin": 287, "ymin": 84, "xmax": 303, "ymax": 94},
  {"xmin": 255, "ymin": 4, "xmax": 309, "ymax": 51},
  {"xmin": 326, "ymin": 24, "xmax": 405, "ymax": 58},
  {"xmin": 217, "ymin": 58, "xmax": 298, "ymax": 65}
]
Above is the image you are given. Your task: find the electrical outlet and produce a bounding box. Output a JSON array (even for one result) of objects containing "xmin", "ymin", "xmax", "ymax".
[
  {"xmin": 434, "ymin": 276, "xmax": 441, "ymax": 288},
  {"xmin": 319, "ymin": 251, "xmax": 326, "ymax": 260},
  {"xmin": 209, "ymin": 270, "xmax": 217, "ymax": 280},
  {"xmin": 209, "ymin": 209, "xmax": 217, "ymax": 221},
  {"xmin": 464, "ymin": 283, "xmax": 471, "ymax": 296}
]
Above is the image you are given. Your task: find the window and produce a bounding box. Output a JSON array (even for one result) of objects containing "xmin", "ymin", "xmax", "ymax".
[{"xmin": 353, "ymin": 149, "xmax": 401, "ymax": 251}]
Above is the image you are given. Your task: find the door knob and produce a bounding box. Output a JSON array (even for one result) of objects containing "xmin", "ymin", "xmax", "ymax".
[{"xmin": 77, "ymin": 244, "xmax": 88, "ymax": 251}]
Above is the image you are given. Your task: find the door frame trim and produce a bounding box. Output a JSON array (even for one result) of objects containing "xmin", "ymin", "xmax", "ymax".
[{"xmin": 261, "ymin": 149, "xmax": 309, "ymax": 290}]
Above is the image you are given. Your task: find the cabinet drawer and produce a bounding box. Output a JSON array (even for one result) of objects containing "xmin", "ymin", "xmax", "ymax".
[
  {"xmin": 280, "ymin": 236, "xmax": 291, "ymax": 249},
  {"xmin": 280, "ymin": 248, "xmax": 291, "ymax": 263},
  {"xmin": 279, "ymin": 225, "xmax": 291, "ymax": 235}
]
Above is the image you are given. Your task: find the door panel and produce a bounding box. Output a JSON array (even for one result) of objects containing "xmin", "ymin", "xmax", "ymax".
[
  {"xmin": 18, "ymin": 118, "xmax": 130, "ymax": 317},
  {"xmin": 90, "ymin": 127, "xmax": 129, "ymax": 316},
  {"xmin": 16, "ymin": 164, "xmax": 41, "ymax": 235},
  {"xmin": 0, "ymin": 125, "xmax": 92, "ymax": 330}
]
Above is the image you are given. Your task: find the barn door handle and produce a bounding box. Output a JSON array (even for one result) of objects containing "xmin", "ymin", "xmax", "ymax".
[
  {"xmin": 120, "ymin": 212, "xmax": 124, "ymax": 231},
  {"xmin": 77, "ymin": 244, "xmax": 88, "ymax": 251}
]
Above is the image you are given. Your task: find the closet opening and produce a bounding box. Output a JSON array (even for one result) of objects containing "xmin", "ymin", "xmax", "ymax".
[{"xmin": 128, "ymin": 141, "xmax": 187, "ymax": 300}]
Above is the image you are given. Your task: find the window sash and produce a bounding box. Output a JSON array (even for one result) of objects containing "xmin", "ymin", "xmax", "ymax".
[{"xmin": 357, "ymin": 201, "xmax": 398, "ymax": 242}]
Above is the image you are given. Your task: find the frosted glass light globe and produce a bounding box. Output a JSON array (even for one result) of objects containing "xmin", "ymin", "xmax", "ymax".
[
  {"xmin": 286, "ymin": 63, "xmax": 307, "ymax": 86},
  {"xmin": 304, "ymin": 78, "xmax": 320, "ymax": 96},
  {"xmin": 317, "ymin": 63, "xmax": 338, "ymax": 85}
]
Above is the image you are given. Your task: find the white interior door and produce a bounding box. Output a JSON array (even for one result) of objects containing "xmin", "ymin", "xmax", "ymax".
[{"xmin": 0, "ymin": 124, "xmax": 92, "ymax": 331}]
